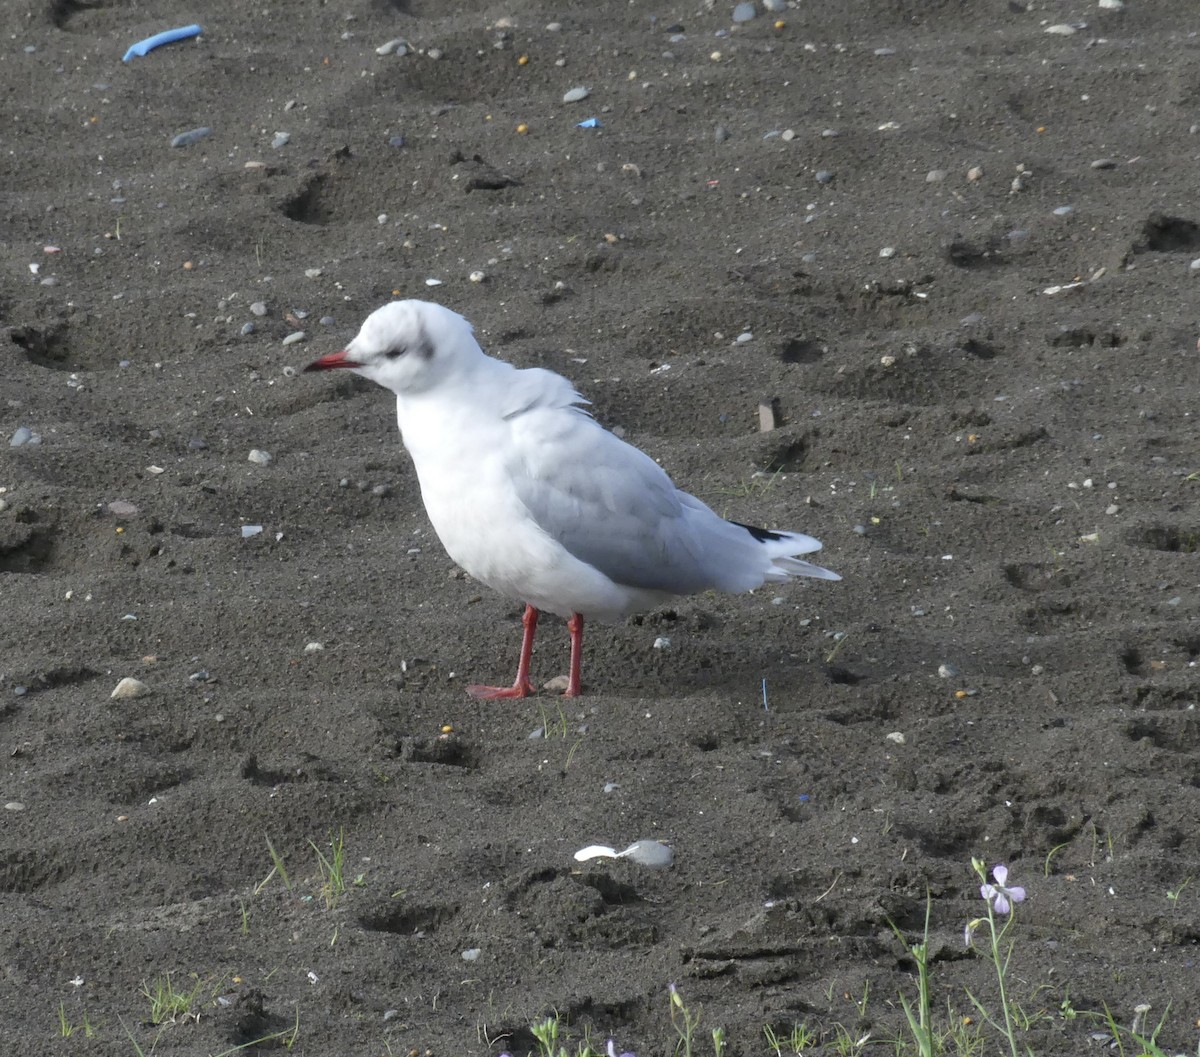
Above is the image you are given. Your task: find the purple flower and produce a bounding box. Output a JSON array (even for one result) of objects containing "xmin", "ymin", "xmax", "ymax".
[{"xmin": 980, "ymin": 864, "xmax": 1026, "ymax": 915}]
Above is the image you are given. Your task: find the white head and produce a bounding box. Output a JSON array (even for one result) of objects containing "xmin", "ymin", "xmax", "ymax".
[{"xmin": 304, "ymin": 300, "xmax": 484, "ymax": 394}]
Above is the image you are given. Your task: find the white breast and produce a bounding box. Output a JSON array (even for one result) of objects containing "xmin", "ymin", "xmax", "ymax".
[{"xmin": 396, "ymin": 395, "xmax": 645, "ymax": 620}]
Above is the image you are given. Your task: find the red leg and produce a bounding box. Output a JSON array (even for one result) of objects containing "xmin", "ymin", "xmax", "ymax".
[
  {"xmin": 564, "ymin": 612, "xmax": 584, "ymax": 697},
  {"xmin": 466, "ymin": 604, "xmax": 538, "ymax": 700}
]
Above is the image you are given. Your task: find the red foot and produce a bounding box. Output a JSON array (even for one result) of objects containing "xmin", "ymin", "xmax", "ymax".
[
  {"xmin": 465, "ymin": 681, "xmax": 533, "ymax": 701},
  {"xmin": 466, "ymin": 604, "xmax": 540, "ymax": 700}
]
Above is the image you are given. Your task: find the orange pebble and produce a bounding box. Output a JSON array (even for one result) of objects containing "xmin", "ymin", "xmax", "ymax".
[
  {"xmin": 441, "ymin": 724, "xmax": 454, "ymax": 734},
  {"xmin": 516, "ymin": 123, "xmax": 529, "ymax": 134},
  {"xmin": 517, "ymin": 54, "xmax": 529, "ymax": 65},
  {"xmin": 183, "ymin": 260, "xmax": 194, "ymax": 270},
  {"xmin": 774, "ymin": 20, "xmax": 786, "ymax": 30}
]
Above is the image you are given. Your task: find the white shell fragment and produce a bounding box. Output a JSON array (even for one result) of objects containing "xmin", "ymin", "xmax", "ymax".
[
  {"xmin": 574, "ymin": 838, "xmax": 673, "ymax": 869},
  {"xmin": 111, "ymin": 677, "xmax": 150, "ymax": 700}
]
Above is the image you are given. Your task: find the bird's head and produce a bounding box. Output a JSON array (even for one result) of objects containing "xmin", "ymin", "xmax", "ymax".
[{"xmin": 304, "ymin": 300, "xmax": 480, "ymax": 394}]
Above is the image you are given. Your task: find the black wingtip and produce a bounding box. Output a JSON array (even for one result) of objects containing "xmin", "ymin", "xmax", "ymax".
[{"xmin": 730, "ymin": 520, "xmax": 785, "ymax": 543}]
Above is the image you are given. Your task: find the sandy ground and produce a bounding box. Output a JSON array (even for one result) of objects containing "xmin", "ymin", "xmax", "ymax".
[{"xmin": 3, "ymin": 1, "xmax": 1200, "ymax": 1054}]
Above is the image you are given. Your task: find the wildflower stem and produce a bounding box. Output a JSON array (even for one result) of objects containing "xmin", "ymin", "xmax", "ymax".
[{"xmin": 981, "ymin": 875, "xmax": 1021, "ymax": 1057}]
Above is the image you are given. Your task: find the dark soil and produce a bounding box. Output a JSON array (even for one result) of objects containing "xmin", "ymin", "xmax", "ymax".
[{"xmin": 3, "ymin": 1, "xmax": 1199, "ymax": 1055}]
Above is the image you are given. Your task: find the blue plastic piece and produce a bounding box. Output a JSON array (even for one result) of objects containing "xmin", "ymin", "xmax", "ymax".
[
  {"xmin": 123, "ymin": 24, "xmax": 202, "ymax": 62},
  {"xmin": 576, "ymin": 117, "xmax": 601, "ymax": 129}
]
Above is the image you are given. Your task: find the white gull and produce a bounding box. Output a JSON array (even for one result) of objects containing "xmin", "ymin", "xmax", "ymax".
[{"xmin": 305, "ymin": 300, "xmax": 840, "ymax": 698}]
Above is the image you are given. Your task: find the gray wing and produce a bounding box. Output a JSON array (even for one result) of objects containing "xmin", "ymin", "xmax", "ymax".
[{"xmin": 509, "ymin": 406, "xmax": 720, "ymax": 594}]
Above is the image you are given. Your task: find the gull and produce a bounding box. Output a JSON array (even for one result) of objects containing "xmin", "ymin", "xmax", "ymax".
[{"xmin": 305, "ymin": 300, "xmax": 839, "ymax": 698}]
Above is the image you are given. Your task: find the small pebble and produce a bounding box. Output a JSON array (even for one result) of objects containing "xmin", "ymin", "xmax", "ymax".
[
  {"xmin": 469, "ymin": 270, "xmax": 486, "ymax": 283},
  {"xmin": 427, "ymin": 48, "xmax": 443, "ymax": 60},
  {"xmin": 821, "ymin": 128, "xmax": 839, "ymax": 138},
  {"xmin": 4, "ymin": 802, "xmax": 25, "ymax": 812},
  {"xmin": 241, "ymin": 525, "xmax": 263, "ymax": 538},
  {"xmin": 937, "ymin": 663, "xmax": 960, "ymax": 679},
  {"xmin": 240, "ymin": 322, "xmax": 255, "ymax": 336},
  {"xmin": 250, "ymin": 301, "xmax": 268, "ymax": 316},
  {"xmin": 170, "ymin": 127, "xmax": 212, "ymax": 148},
  {"xmin": 388, "ymin": 135, "xmax": 406, "ymax": 148},
  {"xmin": 304, "ymin": 268, "xmax": 322, "ymax": 279},
  {"xmin": 319, "ymin": 315, "xmax": 336, "ymax": 326},
  {"xmin": 304, "ymin": 642, "xmax": 325, "ymax": 654},
  {"xmin": 1098, "ymin": 0, "xmax": 1124, "ymax": 8},
  {"xmin": 1053, "ymin": 205, "xmax": 1075, "ymax": 216},
  {"xmin": 247, "ymin": 449, "xmax": 273, "ymax": 466},
  {"xmin": 879, "ymin": 246, "xmax": 897, "ymax": 258},
  {"xmin": 188, "ymin": 437, "xmax": 209, "ymax": 450},
  {"xmin": 886, "ymin": 732, "xmax": 906, "ymax": 745},
  {"xmin": 714, "ymin": 124, "xmax": 731, "ymax": 143},
  {"xmin": 926, "ymin": 169, "xmax": 948, "ymax": 182},
  {"xmin": 780, "ymin": 128, "xmax": 795, "ymax": 141},
  {"xmin": 10, "ymin": 427, "xmax": 33, "ymax": 447},
  {"xmin": 107, "ymin": 500, "xmax": 138, "ymax": 518},
  {"xmin": 376, "ymin": 38, "xmax": 408, "ymax": 56},
  {"xmin": 562, "ymin": 86, "xmax": 590, "ymax": 103},
  {"xmin": 111, "ymin": 677, "xmax": 150, "ymax": 700},
  {"xmin": 461, "ymin": 948, "xmax": 481, "ymax": 962},
  {"xmin": 732, "ymin": 1, "xmax": 757, "ymax": 23},
  {"xmin": 271, "ymin": 132, "xmax": 291, "ymax": 149},
  {"xmin": 815, "ymin": 169, "xmax": 834, "ymax": 184},
  {"xmin": 653, "ymin": 636, "xmax": 671, "ymax": 650},
  {"xmin": 967, "ymin": 165, "xmax": 984, "ymax": 181},
  {"xmin": 1189, "ymin": 258, "xmax": 1200, "ymax": 274},
  {"xmin": 1044, "ymin": 24, "xmax": 1077, "ymax": 35},
  {"xmin": 282, "ymin": 331, "xmax": 306, "ymax": 346},
  {"xmin": 874, "ymin": 47, "xmax": 897, "ymax": 56},
  {"xmin": 1090, "ymin": 158, "xmax": 1117, "ymax": 170},
  {"xmin": 736, "ymin": 331, "xmax": 753, "ymax": 344}
]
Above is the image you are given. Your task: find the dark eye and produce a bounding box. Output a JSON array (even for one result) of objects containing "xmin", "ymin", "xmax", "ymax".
[{"xmin": 384, "ymin": 348, "xmax": 404, "ymax": 360}]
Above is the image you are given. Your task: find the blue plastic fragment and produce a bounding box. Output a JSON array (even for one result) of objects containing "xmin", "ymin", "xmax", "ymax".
[
  {"xmin": 123, "ymin": 24, "xmax": 202, "ymax": 62},
  {"xmin": 576, "ymin": 117, "xmax": 601, "ymax": 129}
]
